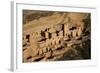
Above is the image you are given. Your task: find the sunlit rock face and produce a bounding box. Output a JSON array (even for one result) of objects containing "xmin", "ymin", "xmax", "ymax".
[{"xmin": 23, "ymin": 10, "xmax": 91, "ymax": 63}]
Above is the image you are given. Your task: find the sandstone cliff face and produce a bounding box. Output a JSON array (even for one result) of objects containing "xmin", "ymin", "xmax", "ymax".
[{"xmin": 23, "ymin": 10, "xmax": 91, "ymax": 63}]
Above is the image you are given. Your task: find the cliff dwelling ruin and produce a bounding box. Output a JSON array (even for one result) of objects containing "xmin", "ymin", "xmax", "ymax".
[{"xmin": 23, "ymin": 10, "xmax": 91, "ymax": 63}]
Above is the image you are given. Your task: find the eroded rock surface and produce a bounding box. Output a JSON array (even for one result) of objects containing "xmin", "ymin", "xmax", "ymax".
[{"xmin": 23, "ymin": 10, "xmax": 91, "ymax": 62}]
